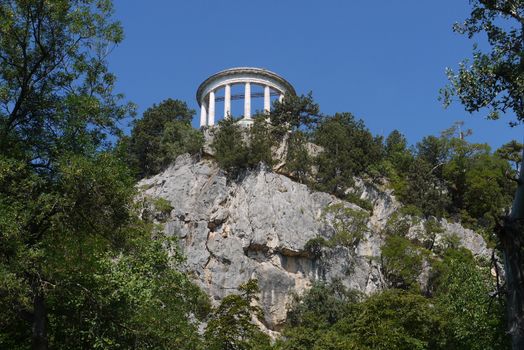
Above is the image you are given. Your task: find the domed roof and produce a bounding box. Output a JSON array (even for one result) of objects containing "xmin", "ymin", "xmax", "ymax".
[{"xmin": 196, "ymin": 67, "xmax": 296, "ymax": 104}]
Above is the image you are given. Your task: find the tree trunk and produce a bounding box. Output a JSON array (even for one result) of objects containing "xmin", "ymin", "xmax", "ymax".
[
  {"xmin": 501, "ymin": 220, "xmax": 524, "ymax": 349},
  {"xmin": 501, "ymin": 151, "xmax": 524, "ymax": 349},
  {"xmin": 32, "ymin": 285, "xmax": 48, "ymax": 350}
]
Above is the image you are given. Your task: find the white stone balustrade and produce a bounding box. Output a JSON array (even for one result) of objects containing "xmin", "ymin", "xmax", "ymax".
[{"xmin": 196, "ymin": 67, "xmax": 296, "ymax": 127}]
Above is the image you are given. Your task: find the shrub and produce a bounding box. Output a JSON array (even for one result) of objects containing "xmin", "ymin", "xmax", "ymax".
[
  {"xmin": 344, "ymin": 192, "xmax": 373, "ymax": 212},
  {"xmin": 304, "ymin": 237, "xmax": 328, "ymax": 258},
  {"xmin": 322, "ymin": 204, "xmax": 369, "ymax": 249},
  {"xmin": 381, "ymin": 235, "xmax": 428, "ymax": 291}
]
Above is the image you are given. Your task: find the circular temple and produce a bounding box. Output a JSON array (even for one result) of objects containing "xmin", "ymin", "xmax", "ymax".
[{"xmin": 196, "ymin": 67, "xmax": 296, "ymax": 127}]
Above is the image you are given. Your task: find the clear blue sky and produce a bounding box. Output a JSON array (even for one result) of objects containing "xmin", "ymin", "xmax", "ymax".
[{"xmin": 109, "ymin": 0, "xmax": 522, "ymax": 149}]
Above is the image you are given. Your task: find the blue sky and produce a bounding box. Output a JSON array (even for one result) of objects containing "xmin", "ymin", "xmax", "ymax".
[{"xmin": 109, "ymin": 0, "xmax": 522, "ymax": 149}]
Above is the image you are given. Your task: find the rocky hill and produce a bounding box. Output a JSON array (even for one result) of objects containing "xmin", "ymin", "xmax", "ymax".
[{"xmin": 138, "ymin": 154, "xmax": 492, "ymax": 331}]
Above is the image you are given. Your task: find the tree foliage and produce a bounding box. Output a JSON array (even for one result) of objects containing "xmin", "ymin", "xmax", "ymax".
[
  {"xmin": 398, "ymin": 158, "xmax": 451, "ymax": 218},
  {"xmin": 204, "ymin": 279, "xmax": 271, "ymax": 350},
  {"xmin": 381, "ymin": 235, "xmax": 428, "ymax": 291},
  {"xmin": 386, "ymin": 123, "xmax": 515, "ymax": 229},
  {"xmin": 496, "ymin": 140, "xmax": 524, "ymax": 171},
  {"xmin": 269, "ymin": 92, "xmax": 320, "ymax": 136},
  {"xmin": 0, "ymin": 2, "xmax": 208, "ymax": 349},
  {"xmin": 212, "ymin": 115, "xmax": 280, "ymax": 178},
  {"xmin": 211, "ymin": 117, "xmax": 250, "ymax": 177},
  {"xmin": 283, "ymin": 130, "xmax": 312, "ymax": 184},
  {"xmin": 123, "ymin": 98, "xmax": 203, "ymax": 178},
  {"xmin": 431, "ymin": 249, "xmax": 508, "ymax": 350},
  {"xmin": 322, "ymin": 203, "xmax": 369, "ymax": 249},
  {"xmin": 313, "ymin": 112, "xmax": 383, "ymax": 196},
  {"xmin": 442, "ymin": 3, "xmax": 524, "ymax": 343},
  {"xmin": 279, "ymin": 247, "xmax": 508, "ymax": 350},
  {"xmin": 247, "ymin": 116, "xmax": 276, "ymax": 168},
  {"xmin": 279, "ymin": 286, "xmax": 439, "ymax": 350},
  {"xmin": 441, "ymin": 0, "xmax": 524, "ymax": 123}
]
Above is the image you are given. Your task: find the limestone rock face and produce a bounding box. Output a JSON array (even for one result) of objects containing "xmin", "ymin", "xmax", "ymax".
[{"xmin": 138, "ymin": 155, "xmax": 492, "ymax": 330}]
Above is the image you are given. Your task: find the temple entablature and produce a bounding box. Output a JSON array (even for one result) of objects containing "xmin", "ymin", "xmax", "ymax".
[{"xmin": 196, "ymin": 67, "xmax": 296, "ymax": 127}]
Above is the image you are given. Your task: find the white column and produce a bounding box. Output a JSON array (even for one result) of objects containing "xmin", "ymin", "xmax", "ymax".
[
  {"xmin": 224, "ymin": 84, "xmax": 231, "ymax": 118},
  {"xmin": 208, "ymin": 90, "xmax": 215, "ymax": 126},
  {"xmin": 264, "ymin": 85, "xmax": 271, "ymax": 113},
  {"xmin": 244, "ymin": 82, "xmax": 251, "ymax": 118},
  {"xmin": 279, "ymin": 93, "xmax": 284, "ymax": 103},
  {"xmin": 200, "ymin": 101, "xmax": 207, "ymax": 127}
]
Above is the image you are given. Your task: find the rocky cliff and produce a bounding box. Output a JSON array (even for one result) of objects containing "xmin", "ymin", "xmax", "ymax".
[{"xmin": 137, "ymin": 154, "xmax": 492, "ymax": 331}]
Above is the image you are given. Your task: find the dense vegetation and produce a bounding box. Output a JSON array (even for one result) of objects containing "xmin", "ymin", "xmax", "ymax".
[
  {"xmin": 207, "ymin": 88, "xmax": 513, "ymax": 349},
  {"xmin": 442, "ymin": 1, "xmax": 524, "ymax": 347},
  {"xmin": 273, "ymin": 208, "xmax": 509, "ymax": 349},
  {"xmin": 277, "ymin": 253, "xmax": 507, "ymax": 350},
  {"xmin": 0, "ymin": 0, "xmax": 520, "ymax": 349},
  {"xmin": 120, "ymin": 98, "xmax": 203, "ymax": 178},
  {"xmin": 211, "ymin": 99, "xmax": 516, "ymax": 241},
  {"xmin": 0, "ymin": 1, "xmax": 211, "ymax": 348}
]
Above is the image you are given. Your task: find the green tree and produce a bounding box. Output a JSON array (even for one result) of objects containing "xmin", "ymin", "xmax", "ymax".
[
  {"xmin": 204, "ymin": 279, "xmax": 271, "ymax": 350},
  {"xmin": 397, "ymin": 158, "xmax": 450, "ymax": 218},
  {"xmin": 124, "ymin": 98, "xmax": 203, "ymax": 178},
  {"xmin": 212, "ymin": 116, "xmax": 279, "ymax": 176},
  {"xmin": 45, "ymin": 221, "xmax": 209, "ymax": 349},
  {"xmin": 399, "ymin": 124, "xmax": 513, "ymax": 226},
  {"xmin": 416, "ymin": 135, "xmax": 449, "ymax": 180},
  {"xmin": 432, "ymin": 249, "xmax": 509, "ymax": 349},
  {"xmin": 385, "ymin": 130, "xmax": 414, "ymax": 173},
  {"xmin": 334, "ymin": 290, "xmax": 441, "ymax": 350},
  {"xmin": 442, "ymin": 3, "xmax": 524, "ymax": 344},
  {"xmin": 373, "ymin": 130, "xmax": 414, "ymax": 193},
  {"xmin": 279, "ymin": 260, "xmax": 507, "ymax": 350},
  {"xmin": 0, "ymin": 1, "xmax": 207, "ymax": 348},
  {"xmin": 314, "ymin": 113, "xmax": 383, "ymax": 197},
  {"xmin": 385, "ymin": 130, "xmax": 408, "ymax": 156},
  {"xmin": 0, "ymin": 0, "xmax": 128, "ymax": 347},
  {"xmin": 277, "ymin": 282, "xmax": 360, "ymax": 350},
  {"xmin": 269, "ymin": 92, "xmax": 320, "ymax": 137},
  {"xmin": 441, "ymin": 3, "xmax": 524, "ymax": 123},
  {"xmin": 439, "ymin": 127, "xmax": 489, "ymax": 213},
  {"xmin": 286, "ymin": 281, "xmax": 360, "ymax": 329},
  {"xmin": 462, "ymin": 152, "xmax": 514, "ymax": 231},
  {"xmin": 279, "ymin": 287, "xmax": 442, "ymax": 350},
  {"xmin": 322, "ymin": 203, "xmax": 369, "ymax": 249},
  {"xmin": 284, "ymin": 130, "xmax": 312, "ymax": 184},
  {"xmin": 381, "ymin": 235, "xmax": 428, "ymax": 291},
  {"xmin": 496, "ymin": 140, "xmax": 524, "ymax": 171},
  {"xmin": 211, "ymin": 117, "xmax": 249, "ymax": 177},
  {"xmin": 247, "ymin": 115, "xmax": 275, "ymax": 168}
]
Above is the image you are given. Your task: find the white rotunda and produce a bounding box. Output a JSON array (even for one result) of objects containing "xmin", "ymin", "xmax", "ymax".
[{"xmin": 196, "ymin": 67, "xmax": 296, "ymax": 127}]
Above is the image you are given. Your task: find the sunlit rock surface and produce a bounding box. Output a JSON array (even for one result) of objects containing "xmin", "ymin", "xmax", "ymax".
[{"xmin": 138, "ymin": 154, "xmax": 491, "ymax": 330}]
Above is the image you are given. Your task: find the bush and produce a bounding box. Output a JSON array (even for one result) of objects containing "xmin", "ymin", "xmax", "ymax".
[
  {"xmin": 322, "ymin": 204, "xmax": 369, "ymax": 249},
  {"xmin": 382, "ymin": 212, "xmax": 412, "ymax": 237},
  {"xmin": 381, "ymin": 235, "xmax": 428, "ymax": 291},
  {"xmin": 304, "ymin": 237, "xmax": 328, "ymax": 258},
  {"xmin": 204, "ymin": 279, "xmax": 271, "ymax": 350},
  {"xmin": 344, "ymin": 192, "xmax": 373, "ymax": 212},
  {"xmin": 431, "ymin": 249, "xmax": 509, "ymax": 349},
  {"xmin": 280, "ymin": 286, "xmax": 440, "ymax": 350},
  {"xmin": 153, "ymin": 197, "xmax": 173, "ymax": 214}
]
